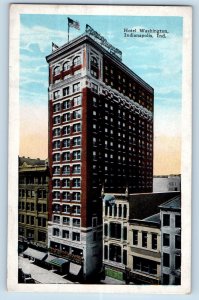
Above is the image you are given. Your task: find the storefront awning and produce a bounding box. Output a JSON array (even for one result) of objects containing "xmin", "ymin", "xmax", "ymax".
[
  {"xmin": 48, "ymin": 257, "xmax": 68, "ymax": 267},
  {"xmin": 69, "ymin": 262, "xmax": 82, "ymax": 276},
  {"xmin": 45, "ymin": 254, "xmax": 57, "ymax": 263},
  {"xmin": 23, "ymin": 248, "xmax": 47, "ymax": 261}
]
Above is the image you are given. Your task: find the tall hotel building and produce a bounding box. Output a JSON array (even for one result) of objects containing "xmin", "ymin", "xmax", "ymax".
[{"xmin": 46, "ymin": 25, "xmax": 154, "ymax": 280}]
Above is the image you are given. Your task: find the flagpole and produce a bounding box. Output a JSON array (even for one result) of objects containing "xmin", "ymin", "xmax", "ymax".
[{"xmin": 68, "ymin": 18, "xmax": 69, "ymax": 43}]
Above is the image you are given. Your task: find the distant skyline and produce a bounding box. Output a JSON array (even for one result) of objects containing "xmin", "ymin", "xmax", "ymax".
[{"xmin": 19, "ymin": 14, "xmax": 182, "ymax": 175}]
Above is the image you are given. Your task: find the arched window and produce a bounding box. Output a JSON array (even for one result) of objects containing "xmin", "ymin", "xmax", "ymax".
[
  {"xmin": 54, "ymin": 66, "xmax": 60, "ymax": 76},
  {"xmin": 63, "ymin": 61, "xmax": 70, "ymax": 71},
  {"xmin": 73, "ymin": 56, "xmax": 81, "ymax": 66}
]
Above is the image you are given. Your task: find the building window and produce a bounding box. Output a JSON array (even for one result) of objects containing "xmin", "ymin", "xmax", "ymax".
[
  {"xmin": 123, "ymin": 227, "xmax": 127, "ymax": 240},
  {"xmin": 53, "ymin": 140, "xmax": 60, "ymax": 149},
  {"xmin": 104, "ymin": 245, "xmax": 108, "ymax": 260},
  {"xmin": 91, "ymin": 82, "xmax": 98, "ymax": 93},
  {"xmin": 53, "ymin": 215, "xmax": 60, "ymax": 224},
  {"xmin": 142, "ymin": 232, "xmax": 147, "ymax": 248},
  {"xmin": 110, "ymin": 222, "xmax": 121, "ymax": 240},
  {"xmin": 53, "ymin": 128, "xmax": 60, "ymax": 137},
  {"xmin": 163, "ymin": 233, "xmax": 170, "ymax": 247},
  {"xmin": 72, "ymin": 150, "xmax": 81, "ymax": 160},
  {"xmin": 163, "ymin": 253, "xmax": 170, "ymax": 267},
  {"xmin": 104, "ymin": 224, "xmax": 108, "ymax": 237},
  {"xmin": 62, "ymin": 230, "xmax": 70, "ymax": 239},
  {"xmin": 73, "ymin": 56, "xmax": 81, "ymax": 66},
  {"xmin": 53, "ymin": 153, "xmax": 60, "ymax": 162},
  {"xmin": 53, "ymin": 204, "xmax": 60, "ymax": 213},
  {"xmin": 73, "ymin": 109, "xmax": 81, "ymax": 119},
  {"xmin": 175, "ymin": 215, "xmax": 181, "ymax": 228},
  {"xmin": 63, "ymin": 113, "xmax": 71, "ymax": 122},
  {"xmin": 123, "ymin": 250, "xmax": 127, "ymax": 265},
  {"xmin": 62, "ymin": 179, "xmax": 70, "ymax": 188},
  {"xmin": 62, "ymin": 139, "xmax": 70, "ymax": 148},
  {"xmin": 53, "ymin": 103, "xmax": 61, "ymax": 112},
  {"xmin": 63, "ymin": 125, "xmax": 70, "ymax": 135},
  {"xmin": 53, "ymin": 191, "xmax": 60, "ymax": 200},
  {"xmin": 72, "ymin": 232, "xmax": 80, "ymax": 241},
  {"xmin": 73, "ymin": 95, "xmax": 81, "ymax": 106},
  {"xmin": 73, "ymin": 136, "xmax": 81, "ymax": 146},
  {"xmin": 73, "ymin": 82, "xmax": 80, "ymax": 93},
  {"xmin": 63, "ymin": 100, "xmax": 70, "ymax": 109},
  {"xmin": 63, "ymin": 86, "xmax": 70, "ymax": 96},
  {"xmin": 53, "ymin": 116, "xmax": 61, "ymax": 125},
  {"xmin": 62, "ymin": 191, "xmax": 71, "ymax": 201},
  {"xmin": 152, "ymin": 233, "xmax": 157, "ymax": 250},
  {"xmin": 62, "ymin": 152, "xmax": 70, "ymax": 161},
  {"xmin": 123, "ymin": 205, "xmax": 127, "ymax": 218},
  {"xmin": 73, "ymin": 123, "xmax": 81, "ymax": 133},
  {"xmin": 133, "ymin": 230, "xmax": 138, "ymax": 245},
  {"xmin": 73, "ymin": 178, "xmax": 81, "ymax": 188},
  {"xmin": 53, "ymin": 228, "xmax": 60, "ymax": 237},
  {"xmin": 175, "ymin": 235, "xmax": 181, "ymax": 249},
  {"xmin": 109, "ymin": 244, "xmax": 121, "ymax": 263},
  {"xmin": 63, "ymin": 205, "xmax": 70, "ymax": 214},
  {"xmin": 63, "ymin": 217, "xmax": 70, "ymax": 225},
  {"xmin": 38, "ymin": 231, "xmax": 46, "ymax": 242},
  {"xmin": 163, "ymin": 214, "xmax": 170, "ymax": 226},
  {"xmin": 90, "ymin": 56, "xmax": 98, "ymax": 67},
  {"xmin": 133, "ymin": 257, "xmax": 157, "ymax": 275},
  {"xmin": 162, "ymin": 274, "xmax": 170, "ymax": 285},
  {"xmin": 118, "ymin": 204, "xmax": 122, "ymax": 217},
  {"xmin": 53, "ymin": 66, "xmax": 60, "ymax": 76},
  {"xmin": 72, "ymin": 164, "xmax": 81, "ymax": 174},
  {"xmin": 63, "ymin": 61, "xmax": 70, "ymax": 71},
  {"xmin": 72, "ymin": 218, "xmax": 80, "ymax": 227},
  {"xmin": 91, "ymin": 69, "xmax": 98, "ymax": 78},
  {"xmin": 62, "ymin": 165, "xmax": 70, "ymax": 175},
  {"xmin": 72, "ymin": 192, "xmax": 81, "ymax": 201}
]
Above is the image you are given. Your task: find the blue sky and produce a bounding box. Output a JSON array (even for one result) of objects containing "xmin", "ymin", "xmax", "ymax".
[{"xmin": 19, "ymin": 14, "xmax": 183, "ymax": 174}]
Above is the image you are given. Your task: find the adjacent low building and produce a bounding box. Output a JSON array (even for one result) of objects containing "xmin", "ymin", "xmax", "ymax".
[
  {"xmin": 153, "ymin": 175, "xmax": 181, "ymax": 193},
  {"xmin": 18, "ymin": 157, "xmax": 49, "ymax": 252},
  {"xmin": 102, "ymin": 191, "xmax": 180, "ymax": 282},
  {"xmin": 128, "ymin": 213, "xmax": 161, "ymax": 284},
  {"xmin": 159, "ymin": 196, "xmax": 181, "ymax": 285}
]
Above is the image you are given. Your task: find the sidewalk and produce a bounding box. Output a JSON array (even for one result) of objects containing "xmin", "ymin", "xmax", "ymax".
[
  {"xmin": 19, "ymin": 256, "xmax": 72, "ymax": 284},
  {"xmin": 19, "ymin": 256, "xmax": 131, "ymax": 285}
]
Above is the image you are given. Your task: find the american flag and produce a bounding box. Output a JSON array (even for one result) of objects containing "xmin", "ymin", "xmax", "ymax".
[{"xmin": 68, "ymin": 17, "xmax": 80, "ymax": 30}]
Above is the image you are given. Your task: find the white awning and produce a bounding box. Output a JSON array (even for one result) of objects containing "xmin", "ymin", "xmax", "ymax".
[
  {"xmin": 23, "ymin": 248, "xmax": 47, "ymax": 261},
  {"xmin": 69, "ymin": 262, "xmax": 82, "ymax": 276}
]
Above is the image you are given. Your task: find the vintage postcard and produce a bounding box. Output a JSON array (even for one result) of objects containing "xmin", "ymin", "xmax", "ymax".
[{"xmin": 8, "ymin": 4, "xmax": 192, "ymax": 293}]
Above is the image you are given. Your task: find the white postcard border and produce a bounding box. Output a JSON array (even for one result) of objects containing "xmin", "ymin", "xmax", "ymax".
[{"xmin": 8, "ymin": 4, "xmax": 192, "ymax": 294}]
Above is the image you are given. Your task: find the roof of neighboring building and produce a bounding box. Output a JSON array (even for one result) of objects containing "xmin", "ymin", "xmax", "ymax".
[
  {"xmin": 143, "ymin": 212, "xmax": 160, "ymax": 223},
  {"xmin": 128, "ymin": 192, "xmax": 180, "ymax": 220},
  {"xmin": 19, "ymin": 156, "xmax": 47, "ymax": 167},
  {"xmin": 159, "ymin": 195, "xmax": 181, "ymax": 211},
  {"xmin": 130, "ymin": 213, "xmax": 160, "ymax": 228}
]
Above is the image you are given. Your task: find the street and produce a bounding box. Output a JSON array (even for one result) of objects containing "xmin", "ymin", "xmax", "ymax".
[{"xmin": 18, "ymin": 256, "xmax": 126, "ymax": 285}]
